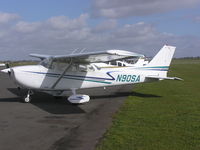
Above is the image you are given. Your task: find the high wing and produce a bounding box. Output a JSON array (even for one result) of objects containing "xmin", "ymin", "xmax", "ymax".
[
  {"xmin": 30, "ymin": 50, "xmax": 144, "ymax": 63},
  {"xmin": 29, "ymin": 54, "xmax": 51, "ymax": 60}
]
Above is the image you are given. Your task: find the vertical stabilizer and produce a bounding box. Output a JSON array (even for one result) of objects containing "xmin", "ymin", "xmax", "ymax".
[
  {"xmin": 147, "ymin": 45, "xmax": 176, "ymax": 67},
  {"xmin": 145, "ymin": 45, "xmax": 176, "ymax": 77}
]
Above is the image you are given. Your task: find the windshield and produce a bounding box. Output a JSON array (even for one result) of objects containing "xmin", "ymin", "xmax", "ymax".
[{"xmin": 39, "ymin": 59, "xmax": 50, "ymax": 68}]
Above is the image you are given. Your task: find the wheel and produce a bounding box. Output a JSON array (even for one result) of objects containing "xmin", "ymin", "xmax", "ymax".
[
  {"xmin": 68, "ymin": 94, "xmax": 90, "ymax": 104},
  {"xmin": 23, "ymin": 94, "xmax": 31, "ymax": 103}
]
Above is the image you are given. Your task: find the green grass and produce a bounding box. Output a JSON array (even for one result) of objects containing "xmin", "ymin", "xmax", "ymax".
[
  {"xmin": 0, "ymin": 61, "xmax": 38, "ymax": 67},
  {"xmin": 97, "ymin": 59, "xmax": 200, "ymax": 150},
  {"xmin": 10, "ymin": 61, "xmax": 38, "ymax": 67}
]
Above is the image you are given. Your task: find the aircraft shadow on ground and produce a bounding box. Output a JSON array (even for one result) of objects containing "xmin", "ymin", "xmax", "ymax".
[
  {"xmin": 91, "ymin": 91, "xmax": 162, "ymax": 99},
  {"xmin": 0, "ymin": 88, "xmax": 85, "ymax": 115},
  {"xmin": 0, "ymin": 88, "xmax": 161, "ymax": 114}
]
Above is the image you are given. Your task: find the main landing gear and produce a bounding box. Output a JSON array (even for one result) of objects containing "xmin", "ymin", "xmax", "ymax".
[
  {"xmin": 23, "ymin": 90, "xmax": 33, "ymax": 103},
  {"xmin": 21, "ymin": 89, "xmax": 90, "ymax": 104},
  {"xmin": 68, "ymin": 89, "xmax": 90, "ymax": 104}
]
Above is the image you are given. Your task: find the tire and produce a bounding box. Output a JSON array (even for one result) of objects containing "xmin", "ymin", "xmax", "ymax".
[{"xmin": 23, "ymin": 95, "xmax": 31, "ymax": 103}]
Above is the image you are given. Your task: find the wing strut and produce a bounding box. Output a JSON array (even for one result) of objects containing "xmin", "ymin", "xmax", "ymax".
[{"xmin": 51, "ymin": 58, "xmax": 73, "ymax": 89}]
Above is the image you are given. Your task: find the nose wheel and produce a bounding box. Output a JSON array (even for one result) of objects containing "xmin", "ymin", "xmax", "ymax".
[{"xmin": 23, "ymin": 90, "xmax": 33, "ymax": 103}]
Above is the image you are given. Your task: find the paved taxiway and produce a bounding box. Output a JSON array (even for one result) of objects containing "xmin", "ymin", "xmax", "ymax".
[{"xmin": 0, "ymin": 71, "xmax": 133, "ymax": 150}]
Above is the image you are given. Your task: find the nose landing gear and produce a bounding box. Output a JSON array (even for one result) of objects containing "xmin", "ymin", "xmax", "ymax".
[{"xmin": 23, "ymin": 90, "xmax": 33, "ymax": 103}]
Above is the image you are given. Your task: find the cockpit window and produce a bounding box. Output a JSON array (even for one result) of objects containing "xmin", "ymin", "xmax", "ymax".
[
  {"xmin": 39, "ymin": 59, "xmax": 96, "ymax": 72},
  {"xmin": 78, "ymin": 64, "xmax": 95, "ymax": 72},
  {"xmin": 110, "ymin": 61, "xmax": 117, "ymax": 65},
  {"xmin": 118, "ymin": 62, "xmax": 122, "ymax": 66},
  {"xmin": 79, "ymin": 65, "xmax": 87, "ymax": 72}
]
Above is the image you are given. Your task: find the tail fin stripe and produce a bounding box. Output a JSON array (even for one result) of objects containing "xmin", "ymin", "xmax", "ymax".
[{"xmin": 133, "ymin": 66, "xmax": 169, "ymax": 71}]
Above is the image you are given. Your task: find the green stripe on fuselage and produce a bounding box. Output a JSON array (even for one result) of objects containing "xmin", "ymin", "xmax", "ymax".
[{"xmin": 47, "ymin": 75, "xmax": 112, "ymax": 84}]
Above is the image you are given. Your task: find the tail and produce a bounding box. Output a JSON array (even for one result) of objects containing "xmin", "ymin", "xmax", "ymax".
[
  {"xmin": 147, "ymin": 45, "xmax": 176, "ymax": 67},
  {"xmin": 145, "ymin": 45, "xmax": 176, "ymax": 78},
  {"xmin": 144, "ymin": 45, "xmax": 182, "ymax": 81}
]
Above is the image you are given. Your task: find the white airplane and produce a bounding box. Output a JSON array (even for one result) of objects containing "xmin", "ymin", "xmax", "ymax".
[{"xmin": 1, "ymin": 45, "xmax": 182, "ymax": 104}]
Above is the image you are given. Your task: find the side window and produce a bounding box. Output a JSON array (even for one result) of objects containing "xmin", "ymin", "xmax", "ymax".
[
  {"xmin": 118, "ymin": 62, "xmax": 122, "ymax": 66},
  {"xmin": 78, "ymin": 64, "xmax": 95, "ymax": 72},
  {"xmin": 70, "ymin": 64, "xmax": 80, "ymax": 72},
  {"xmin": 40, "ymin": 59, "xmax": 49, "ymax": 68},
  {"xmin": 88, "ymin": 65, "xmax": 95, "ymax": 71},
  {"xmin": 79, "ymin": 65, "xmax": 87, "ymax": 72},
  {"xmin": 110, "ymin": 61, "xmax": 117, "ymax": 65}
]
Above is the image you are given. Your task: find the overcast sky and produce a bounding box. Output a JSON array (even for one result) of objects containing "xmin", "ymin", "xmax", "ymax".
[{"xmin": 0, "ymin": 0, "xmax": 200, "ymax": 60}]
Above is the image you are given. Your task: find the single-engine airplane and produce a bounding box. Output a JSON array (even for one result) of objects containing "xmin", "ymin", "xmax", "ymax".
[{"xmin": 1, "ymin": 45, "xmax": 182, "ymax": 104}]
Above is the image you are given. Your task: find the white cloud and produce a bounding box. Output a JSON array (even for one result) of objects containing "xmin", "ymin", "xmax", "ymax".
[
  {"xmin": 92, "ymin": 0, "xmax": 200, "ymax": 18},
  {"xmin": 14, "ymin": 21, "xmax": 41, "ymax": 33},
  {"xmin": 93, "ymin": 19, "xmax": 117, "ymax": 32},
  {"xmin": 0, "ymin": 12, "xmax": 20, "ymax": 23},
  {"xmin": 47, "ymin": 14, "xmax": 89, "ymax": 30},
  {"xmin": 0, "ymin": 12, "xmax": 199, "ymax": 60}
]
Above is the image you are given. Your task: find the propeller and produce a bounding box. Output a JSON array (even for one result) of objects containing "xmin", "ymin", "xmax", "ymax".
[
  {"xmin": 5, "ymin": 63, "xmax": 11, "ymax": 76},
  {"xmin": 1, "ymin": 63, "xmax": 12, "ymax": 76},
  {"xmin": 5, "ymin": 63, "xmax": 10, "ymax": 69}
]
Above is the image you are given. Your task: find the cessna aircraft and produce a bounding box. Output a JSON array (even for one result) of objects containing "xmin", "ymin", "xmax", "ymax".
[{"xmin": 1, "ymin": 45, "xmax": 182, "ymax": 104}]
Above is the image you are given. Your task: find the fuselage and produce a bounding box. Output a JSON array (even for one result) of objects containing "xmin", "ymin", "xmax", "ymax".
[{"xmin": 8, "ymin": 64, "xmax": 159, "ymax": 90}]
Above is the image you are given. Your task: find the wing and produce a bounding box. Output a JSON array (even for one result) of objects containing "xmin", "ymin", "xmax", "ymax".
[
  {"xmin": 29, "ymin": 54, "xmax": 52, "ymax": 60},
  {"xmin": 30, "ymin": 50, "xmax": 144, "ymax": 63}
]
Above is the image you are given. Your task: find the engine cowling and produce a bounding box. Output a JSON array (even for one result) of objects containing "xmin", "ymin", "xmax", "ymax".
[{"xmin": 68, "ymin": 94, "xmax": 90, "ymax": 104}]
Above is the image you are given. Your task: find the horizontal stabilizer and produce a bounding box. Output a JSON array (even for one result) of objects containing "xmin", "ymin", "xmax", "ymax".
[{"xmin": 146, "ymin": 76, "xmax": 183, "ymax": 81}]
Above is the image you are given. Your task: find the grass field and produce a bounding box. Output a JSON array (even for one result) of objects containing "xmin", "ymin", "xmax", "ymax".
[{"xmin": 97, "ymin": 59, "xmax": 200, "ymax": 150}]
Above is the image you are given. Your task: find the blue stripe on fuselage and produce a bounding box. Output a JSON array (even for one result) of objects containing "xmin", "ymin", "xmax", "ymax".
[{"xmin": 23, "ymin": 71, "xmax": 116, "ymax": 81}]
